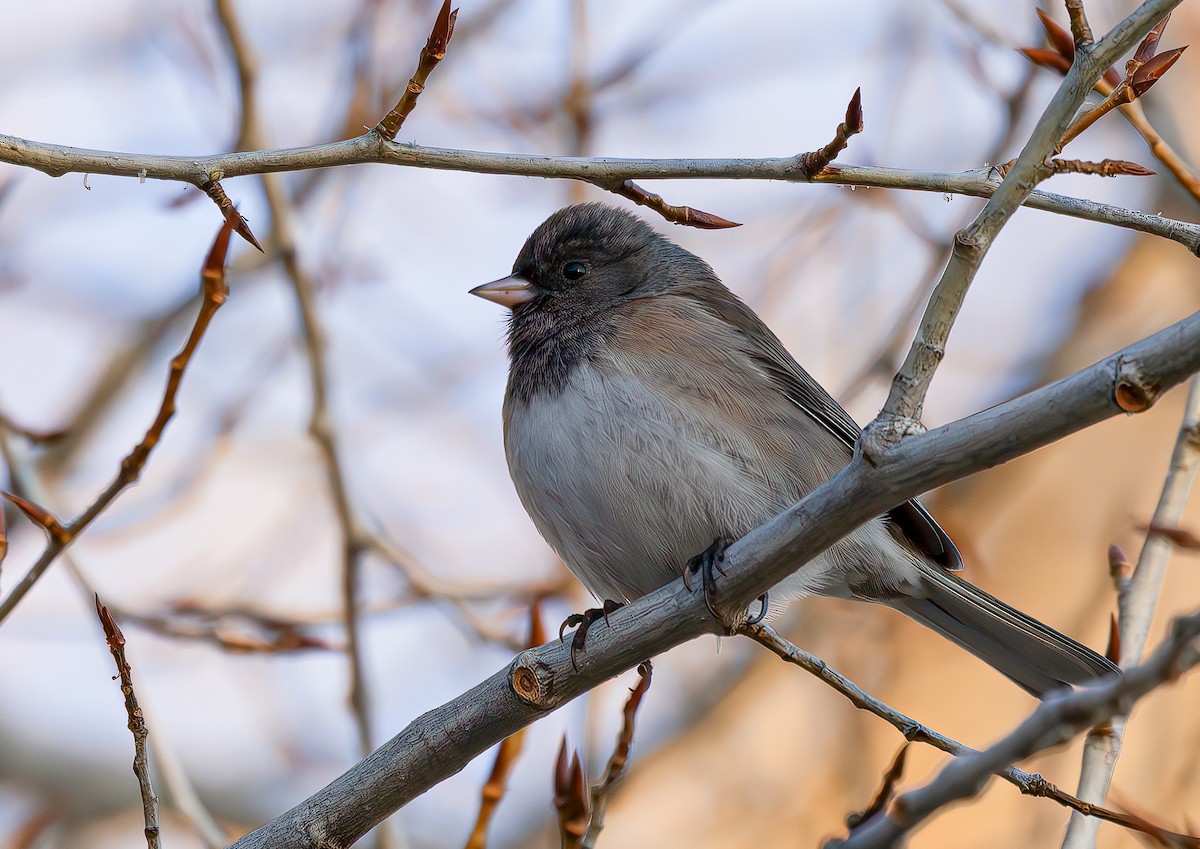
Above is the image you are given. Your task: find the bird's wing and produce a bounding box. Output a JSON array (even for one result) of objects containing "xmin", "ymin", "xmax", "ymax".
[{"xmin": 687, "ymin": 284, "xmax": 963, "ymax": 572}]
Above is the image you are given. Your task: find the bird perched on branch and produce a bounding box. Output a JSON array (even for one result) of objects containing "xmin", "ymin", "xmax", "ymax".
[{"xmin": 471, "ymin": 202, "xmax": 1117, "ymax": 697}]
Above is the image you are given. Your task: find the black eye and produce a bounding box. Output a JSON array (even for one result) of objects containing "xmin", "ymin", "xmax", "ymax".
[{"xmin": 562, "ymin": 261, "xmax": 587, "ymax": 280}]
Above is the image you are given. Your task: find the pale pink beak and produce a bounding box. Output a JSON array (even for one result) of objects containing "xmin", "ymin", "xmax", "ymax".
[{"xmin": 469, "ymin": 274, "xmax": 535, "ymax": 308}]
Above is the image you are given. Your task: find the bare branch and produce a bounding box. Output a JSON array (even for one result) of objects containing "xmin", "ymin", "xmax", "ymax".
[
  {"xmin": 872, "ymin": 0, "xmax": 1184, "ymax": 435},
  {"xmin": 225, "ymin": 300, "xmax": 1200, "ymax": 849},
  {"xmin": 830, "ymin": 609, "xmax": 1200, "ymax": 849},
  {"xmin": 96, "ymin": 595, "xmax": 162, "ymax": 849},
  {"xmin": 743, "ymin": 624, "xmax": 1176, "ymax": 837},
  {"xmin": 583, "ymin": 661, "xmax": 653, "ymax": 848},
  {"xmin": 1064, "ymin": 374, "xmax": 1200, "ymax": 848},
  {"xmin": 0, "ymin": 219, "xmax": 233, "ymax": 624},
  {"xmin": 374, "ymin": 0, "xmax": 457, "ymax": 140},
  {"xmin": 2, "ymin": 139, "xmax": 1197, "ymax": 251}
]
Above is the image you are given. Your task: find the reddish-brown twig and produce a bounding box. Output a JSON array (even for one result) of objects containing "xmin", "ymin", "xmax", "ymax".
[
  {"xmin": 583, "ymin": 661, "xmax": 653, "ymax": 847},
  {"xmin": 605, "ymin": 180, "xmax": 740, "ymax": 229},
  {"xmin": 0, "ymin": 219, "xmax": 233, "ymax": 623},
  {"xmin": 799, "ymin": 87, "xmax": 865, "ymax": 177},
  {"xmin": 742, "ymin": 623, "xmax": 1196, "ymax": 842},
  {"xmin": 375, "ymin": 0, "xmax": 457, "ymax": 140},
  {"xmin": 1022, "ymin": 10, "xmax": 1195, "ymax": 199},
  {"xmin": 462, "ymin": 603, "xmax": 544, "ymax": 849},
  {"xmin": 554, "ymin": 741, "xmax": 590, "ymax": 849},
  {"xmin": 846, "ymin": 745, "xmax": 909, "ymax": 831},
  {"xmin": 96, "ymin": 594, "xmax": 162, "ymax": 849}
]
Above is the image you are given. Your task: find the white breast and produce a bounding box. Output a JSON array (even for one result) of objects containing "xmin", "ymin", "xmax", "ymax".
[{"xmin": 506, "ymin": 361, "xmax": 788, "ymax": 600}]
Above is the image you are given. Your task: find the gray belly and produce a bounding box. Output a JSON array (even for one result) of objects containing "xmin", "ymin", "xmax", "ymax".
[{"xmin": 504, "ymin": 362, "xmax": 824, "ymax": 601}]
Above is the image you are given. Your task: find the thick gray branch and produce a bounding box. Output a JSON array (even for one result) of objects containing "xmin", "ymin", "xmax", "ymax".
[{"xmin": 227, "ymin": 307, "xmax": 1200, "ymax": 849}]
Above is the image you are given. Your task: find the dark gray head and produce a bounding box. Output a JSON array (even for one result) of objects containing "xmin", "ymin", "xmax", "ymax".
[
  {"xmin": 470, "ymin": 203, "xmax": 717, "ymax": 400},
  {"xmin": 470, "ymin": 203, "xmax": 714, "ymax": 315}
]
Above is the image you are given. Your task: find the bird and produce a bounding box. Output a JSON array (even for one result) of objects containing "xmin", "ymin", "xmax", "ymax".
[{"xmin": 470, "ymin": 202, "xmax": 1118, "ymax": 697}]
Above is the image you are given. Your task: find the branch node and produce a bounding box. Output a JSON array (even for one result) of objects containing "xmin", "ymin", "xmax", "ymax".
[
  {"xmin": 1114, "ymin": 357, "xmax": 1163, "ymax": 413},
  {"xmin": 509, "ymin": 650, "xmax": 557, "ymax": 708}
]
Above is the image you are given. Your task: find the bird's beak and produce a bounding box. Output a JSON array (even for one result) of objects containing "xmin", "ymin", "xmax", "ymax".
[{"xmin": 469, "ymin": 274, "xmax": 535, "ymax": 309}]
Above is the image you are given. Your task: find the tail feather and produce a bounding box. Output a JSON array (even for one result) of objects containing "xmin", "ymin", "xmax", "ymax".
[{"xmin": 894, "ymin": 563, "xmax": 1119, "ymax": 698}]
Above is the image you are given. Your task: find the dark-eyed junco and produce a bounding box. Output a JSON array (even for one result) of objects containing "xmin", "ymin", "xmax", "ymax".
[{"xmin": 471, "ymin": 202, "xmax": 1117, "ymax": 697}]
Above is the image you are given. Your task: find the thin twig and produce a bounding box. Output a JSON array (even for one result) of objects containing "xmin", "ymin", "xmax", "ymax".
[
  {"xmin": 462, "ymin": 603, "xmax": 543, "ymax": 849},
  {"xmin": 1063, "ymin": 374, "xmax": 1200, "ymax": 849},
  {"xmin": 871, "ymin": 0, "xmax": 1183, "ymax": 438},
  {"xmin": 2, "ymin": 138, "xmax": 1198, "ymax": 251},
  {"xmin": 582, "ymin": 661, "xmax": 653, "ymax": 848},
  {"xmin": 740, "ymin": 624, "xmax": 1188, "ymax": 840},
  {"xmin": 0, "ymin": 218, "xmax": 233, "ymax": 623},
  {"xmin": 211, "ymin": 0, "xmax": 381, "ymax": 770},
  {"xmin": 829, "ymin": 609, "xmax": 1200, "ymax": 849},
  {"xmin": 1065, "ymin": 0, "xmax": 1095, "ymax": 45},
  {"xmin": 96, "ymin": 594, "xmax": 162, "ymax": 849},
  {"xmin": 374, "ymin": 0, "xmax": 457, "ymax": 140}
]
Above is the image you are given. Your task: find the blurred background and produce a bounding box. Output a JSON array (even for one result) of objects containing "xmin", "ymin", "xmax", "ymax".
[{"xmin": 1, "ymin": 0, "xmax": 1198, "ymax": 846}]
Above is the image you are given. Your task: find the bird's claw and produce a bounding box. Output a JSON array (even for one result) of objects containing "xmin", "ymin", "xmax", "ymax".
[
  {"xmin": 559, "ymin": 599, "xmax": 623, "ymax": 669},
  {"xmin": 685, "ymin": 537, "xmax": 770, "ymax": 625},
  {"xmin": 685, "ymin": 536, "xmax": 732, "ymax": 621}
]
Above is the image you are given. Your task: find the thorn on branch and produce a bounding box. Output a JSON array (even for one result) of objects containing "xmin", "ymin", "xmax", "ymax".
[
  {"xmin": 375, "ymin": 0, "xmax": 457, "ymax": 141},
  {"xmin": 1, "ymin": 492, "xmax": 68, "ymax": 545},
  {"xmin": 798, "ymin": 87, "xmax": 864, "ymax": 178},
  {"xmin": 95, "ymin": 594, "xmax": 162, "ymax": 849},
  {"xmin": 202, "ymin": 180, "xmax": 263, "ymax": 251},
  {"xmin": 605, "ymin": 180, "xmax": 740, "ymax": 229}
]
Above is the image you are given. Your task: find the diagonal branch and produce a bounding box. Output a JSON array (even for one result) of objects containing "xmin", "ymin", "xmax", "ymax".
[
  {"xmin": 225, "ymin": 302, "xmax": 1200, "ymax": 849},
  {"xmin": 871, "ymin": 0, "xmax": 1183, "ymax": 437},
  {"xmin": 0, "ymin": 219, "xmax": 234, "ymax": 623}
]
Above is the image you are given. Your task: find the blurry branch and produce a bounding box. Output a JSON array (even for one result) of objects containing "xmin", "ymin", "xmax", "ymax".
[
  {"xmin": 0, "ymin": 432, "xmax": 229, "ymax": 848},
  {"xmin": 551, "ymin": 661, "xmax": 652, "ymax": 849},
  {"xmin": 462, "ymin": 603, "xmax": 543, "ymax": 849},
  {"xmin": 1064, "ymin": 374, "xmax": 1200, "ymax": 849},
  {"xmin": 226, "ymin": 304, "xmax": 1200, "ymax": 849},
  {"xmin": 0, "ymin": 219, "xmax": 234, "ymax": 624},
  {"xmin": 871, "ymin": 0, "xmax": 1182, "ymax": 436},
  {"xmin": 1023, "ymin": 9, "xmax": 1200, "ymax": 203},
  {"xmin": 845, "ymin": 746, "xmax": 909, "ymax": 832},
  {"xmin": 95, "ymin": 595, "xmax": 163, "ymax": 849},
  {"xmin": 744, "ymin": 624, "xmax": 1195, "ymax": 842},
  {"xmin": 582, "ymin": 661, "xmax": 652, "ymax": 849},
  {"xmin": 829, "ymin": 609, "xmax": 1200, "ymax": 849},
  {"xmin": 553, "ymin": 742, "xmax": 589, "ymax": 849}
]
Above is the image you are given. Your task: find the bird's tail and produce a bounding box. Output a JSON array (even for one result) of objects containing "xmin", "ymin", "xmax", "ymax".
[{"xmin": 892, "ymin": 562, "xmax": 1119, "ymax": 698}]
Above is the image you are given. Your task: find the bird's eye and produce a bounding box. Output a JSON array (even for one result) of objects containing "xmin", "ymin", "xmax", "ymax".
[{"xmin": 562, "ymin": 261, "xmax": 587, "ymax": 280}]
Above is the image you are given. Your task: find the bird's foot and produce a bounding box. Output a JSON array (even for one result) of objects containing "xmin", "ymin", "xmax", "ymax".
[
  {"xmin": 684, "ymin": 536, "xmax": 731, "ymax": 621},
  {"xmin": 559, "ymin": 599, "xmax": 623, "ymax": 669},
  {"xmin": 684, "ymin": 536, "xmax": 770, "ymax": 625}
]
